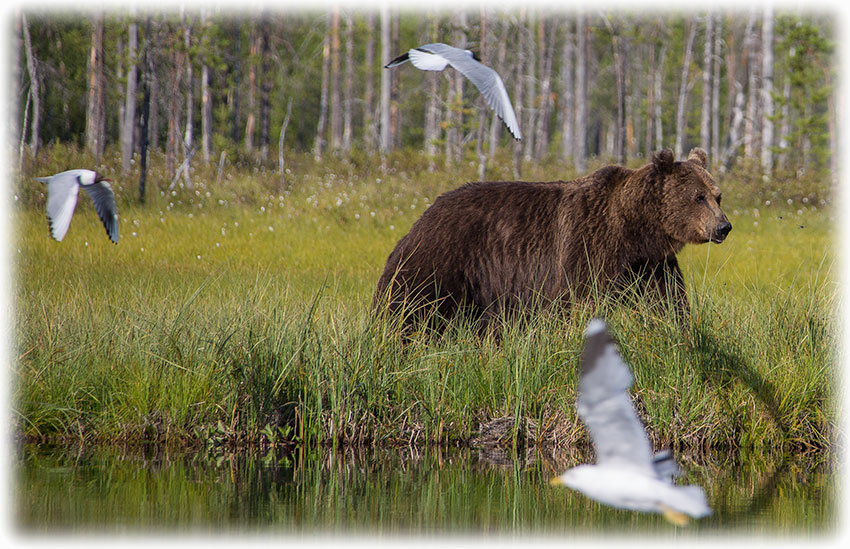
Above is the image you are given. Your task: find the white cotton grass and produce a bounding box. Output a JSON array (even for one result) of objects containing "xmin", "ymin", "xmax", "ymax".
[{"xmin": 550, "ymin": 318, "xmax": 712, "ymax": 526}]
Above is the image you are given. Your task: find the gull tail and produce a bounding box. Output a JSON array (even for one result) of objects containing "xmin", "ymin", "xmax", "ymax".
[{"xmin": 385, "ymin": 52, "xmax": 410, "ymax": 69}]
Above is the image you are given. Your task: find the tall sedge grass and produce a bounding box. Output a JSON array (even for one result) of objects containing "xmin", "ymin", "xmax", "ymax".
[{"xmin": 12, "ymin": 149, "xmax": 837, "ymax": 455}]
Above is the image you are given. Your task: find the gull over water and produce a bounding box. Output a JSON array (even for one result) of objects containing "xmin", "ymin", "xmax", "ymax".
[
  {"xmin": 550, "ymin": 319, "xmax": 711, "ymax": 526},
  {"xmin": 385, "ymin": 42, "xmax": 522, "ymax": 141},
  {"xmin": 36, "ymin": 169, "xmax": 119, "ymax": 244}
]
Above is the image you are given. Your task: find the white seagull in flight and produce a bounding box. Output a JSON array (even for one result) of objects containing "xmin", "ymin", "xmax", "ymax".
[
  {"xmin": 550, "ymin": 319, "xmax": 712, "ymax": 526},
  {"xmin": 385, "ymin": 42, "xmax": 522, "ymax": 141},
  {"xmin": 36, "ymin": 169, "xmax": 119, "ymax": 244}
]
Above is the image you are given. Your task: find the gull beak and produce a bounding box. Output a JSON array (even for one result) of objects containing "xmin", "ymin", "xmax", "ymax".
[
  {"xmin": 548, "ymin": 476, "xmax": 564, "ymax": 487},
  {"xmin": 659, "ymin": 504, "xmax": 691, "ymax": 527}
]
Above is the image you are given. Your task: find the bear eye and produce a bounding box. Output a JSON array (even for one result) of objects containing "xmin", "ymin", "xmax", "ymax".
[{"xmin": 696, "ymin": 194, "xmax": 706, "ymax": 204}]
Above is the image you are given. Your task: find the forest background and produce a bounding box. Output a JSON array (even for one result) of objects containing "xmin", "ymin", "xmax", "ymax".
[{"xmin": 8, "ymin": 3, "xmax": 839, "ymax": 190}]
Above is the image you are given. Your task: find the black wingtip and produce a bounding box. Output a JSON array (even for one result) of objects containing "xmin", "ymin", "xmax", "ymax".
[{"xmin": 385, "ymin": 52, "xmax": 410, "ymax": 69}]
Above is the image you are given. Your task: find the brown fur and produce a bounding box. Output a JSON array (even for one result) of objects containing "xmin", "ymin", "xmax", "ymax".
[{"xmin": 374, "ymin": 148, "xmax": 731, "ymax": 330}]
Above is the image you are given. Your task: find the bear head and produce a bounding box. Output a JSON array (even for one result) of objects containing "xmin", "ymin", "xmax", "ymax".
[{"xmin": 652, "ymin": 147, "xmax": 732, "ymax": 245}]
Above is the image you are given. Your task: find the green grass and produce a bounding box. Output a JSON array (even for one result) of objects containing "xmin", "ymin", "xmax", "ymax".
[{"xmin": 11, "ymin": 147, "xmax": 838, "ymax": 456}]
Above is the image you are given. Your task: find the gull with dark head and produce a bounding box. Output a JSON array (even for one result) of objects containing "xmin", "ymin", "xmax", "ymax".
[
  {"xmin": 550, "ymin": 319, "xmax": 711, "ymax": 526},
  {"xmin": 36, "ymin": 169, "xmax": 119, "ymax": 244},
  {"xmin": 385, "ymin": 42, "xmax": 522, "ymax": 141}
]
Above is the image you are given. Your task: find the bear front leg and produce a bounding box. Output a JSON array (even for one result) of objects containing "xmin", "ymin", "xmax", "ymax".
[{"xmin": 648, "ymin": 256, "xmax": 691, "ymax": 321}]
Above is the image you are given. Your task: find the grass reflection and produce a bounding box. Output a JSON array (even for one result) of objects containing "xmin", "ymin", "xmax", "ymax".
[{"xmin": 16, "ymin": 444, "xmax": 833, "ymax": 535}]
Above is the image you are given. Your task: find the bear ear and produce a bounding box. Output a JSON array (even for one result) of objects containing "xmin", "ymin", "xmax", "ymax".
[
  {"xmin": 652, "ymin": 149, "xmax": 675, "ymax": 174},
  {"xmin": 687, "ymin": 147, "xmax": 708, "ymax": 168}
]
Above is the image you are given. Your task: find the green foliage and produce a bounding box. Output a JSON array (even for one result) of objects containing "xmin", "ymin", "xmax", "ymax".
[
  {"xmin": 15, "ymin": 10, "xmax": 836, "ymax": 175},
  {"xmin": 775, "ymin": 14, "xmax": 835, "ymax": 173}
]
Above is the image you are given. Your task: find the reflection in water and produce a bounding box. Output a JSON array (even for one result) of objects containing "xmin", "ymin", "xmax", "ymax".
[{"xmin": 15, "ymin": 443, "xmax": 833, "ymax": 535}]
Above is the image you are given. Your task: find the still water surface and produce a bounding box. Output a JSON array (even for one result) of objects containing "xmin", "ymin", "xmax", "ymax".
[{"xmin": 15, "ymin": 444, "xmax": 833, "ymax": 536}]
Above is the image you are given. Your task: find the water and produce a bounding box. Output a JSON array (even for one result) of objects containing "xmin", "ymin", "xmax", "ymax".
[{"xmin": 15, "ymin": 443, "xmax": 834, "ymax": 536}]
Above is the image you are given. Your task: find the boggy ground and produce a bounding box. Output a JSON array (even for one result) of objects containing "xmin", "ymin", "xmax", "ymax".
[{"xmin": 11, "ymin": 147, "xmax": 838, "ymax": 458}]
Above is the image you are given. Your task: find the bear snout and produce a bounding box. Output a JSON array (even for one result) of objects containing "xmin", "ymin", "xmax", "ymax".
[{"xmin": 711, "ymin": 220, "xmax": 732, "ymax": 243}]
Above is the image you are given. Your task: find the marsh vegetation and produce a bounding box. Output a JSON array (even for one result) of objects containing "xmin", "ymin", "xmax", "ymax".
[{"xmin": 12, "ymin": 148, "xmax": 837, "ymax": 459}]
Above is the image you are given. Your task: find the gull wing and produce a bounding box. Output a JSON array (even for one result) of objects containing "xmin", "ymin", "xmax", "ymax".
[
  {"xmin": 577, "ymin": 319, "xmax": 654, "ymax": 472},
  {"xmin": 44, "ymin": 173, "xmax": 81, "ymax": 242},
  {"xmin": 83, "ymin": 180, "xmax": 119, "ymax": 244},
  {"xmin": 406, "ymin": 47, "xmax": 450, "ymax": 71},
  {"xmin": 415, "ymin": 43, "xmax": 522, "ymax": 141}
]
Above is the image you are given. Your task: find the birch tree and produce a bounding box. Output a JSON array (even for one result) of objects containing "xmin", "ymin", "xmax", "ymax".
[
  {"xmin": 700, "ymin": 14, "xmax": 714, "ymax": 153},
  {"xmin": 314, "ymin": 12, "xmax": 331, "ymax": 160},
  {"xmin": 379, "ymin": 4, "xmax": 391, "ymax": 154},
  {"xmin": 342, "ymin": 10, "xmax": 353, "ymax": 153},
  {"xmin": 574, "ymin": 12, "xmax": 588, "ymax": 172},
  {"xmin": 364, "ymin": 12, "xmax": 377, "ymax": 152},
  {"xmin": 674, "ymin": 18, "xmax": 696, "ymax": 158},
  {"xmin": 85, "ymin": 13, "xmax": 106, "ymax": 160},
  {"xmin": 559, "ymin": 18, "xmax": 574, "ymax": 161},
  {"xmin": 711, "ymin": 14, "xmax": 722, "ymax": 164},
  {"xmin": 200, "ymin": 9, "xmax": 212, "ymax": 163},
  {"xmin": 21, "ymin": 13, "xmax": 40, "ymax": 160},
  {"xmin": 760, "ymin": 6, "xmax": 774, "ymax": 172},
  {"xmin": 744, "ymin": 11, "xmax": 760, "ymax": 159},
  {"xmin": 121, "ymin": 16, "xmax": 138, "ymax": 174}
]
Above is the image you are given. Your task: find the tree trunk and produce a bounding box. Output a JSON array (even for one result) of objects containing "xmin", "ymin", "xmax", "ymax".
[
  {"xmin": 824, "ymin": 66, "xmax": 838, "ymax": 185},
  {"xmin": 379, "ymin": 4, "xmax": 391, "ymax": 154},
  {"xmin": 522, "ymin": 11, "xmax": 536, "ymax": 162},
  {"xmin": 11, "ymin": 14, "xmax": 22, "ymax": 160},
  {"xmin": 744, "ymin": 11, "xmax": 760, "ymax": 159},
  {"xmin": 342, "ymin": 10, "xmax": 354, "ymax": 153},
  {"xmin": 487, "ymin": 17, "xmax": 508, "ymax": 163},
  {"xmin": 559, "ymin": 18, "xmax": 574, "ymax": 161},
  {"xmin": 674, "ymin": 19, "xmax": 696, "ymax": 158},
  {"xmin": 777, "ymin": 70, "xmax": 791, "ymax": 170},
  {"xmin": 574, "ymin": 12, "xmax": 588, "ymax": 172},
  {"xmin": 760, "ymin": 6, "xmax": 774, "ymax": 173},
  {"xmin": 450, "ymin": 11, "xmax": 468, "ymax": 164},
  {"xmin": 534, "ymin": 17, "xmax": 555, "ymax": 160},
  {"xmin": 183, "ymin": 11, "xmax": 193, "ymax": 186},
  {"xmin": 166, "ymin": 23, "xmax": 184, "ymax": 180},
  {"xmin": 645, "ymin": 27, "xmax": 657, "ymax": 156},
  {"xmin": 21, "ymin": 13, "xmax": 40, "ymax": 160},
  {"xmin": 700, "ymin": 14, "xmax": 714, "ymax": 153},
  {"xmin": 139, "ymin": 16, "xmax": 153, "ymax": 204},
  {"xmin": 654, "ymin": 43, "xmax": 668, "ymax": 151},
  {"xmin": 512, "ymin": 9, "xmax": 527, "ymax": 176},
  {"xmin": 278, "ymin": 97, "xmax": 293, "ymax": 182},
  {"xmin": 711, "ymin": 14, "xmax": 722, "ymax": 165},
  {"xmin": 424, "ymin": 14, "xmax": 440, "ymax": 161},
  {"xmin": 200, "ymin": 9, "xmax": 212, "ymax": 163},
  {"xmin": 259, "ymin": 16, "xmax": 272, "ymax": 161},
  {"xmin": 230, "ymin": 25, "xmax": 241, "ymax": 144},
  {"xmin": 121, "ymin": 18, "xmax": 139, "ymax": 174},
  {"xmin": 603, "ymin": 15, "xmax": 626, "ymax": 164},
  {"xmin": 722, "ymin": 81, "xmax": 746, "ymax": 169},
  {"xmin": 391, "ymin": 12, "xmax": 401, "ymax": 149},
  {"xmin": 329, "ymin": 8, "xmax": 342, "ymax": 151},
  {"xmin": 364, "ymin": 12, "xmax": 376, "ymax": 152},
  {"xmin": 85, "ymin": 14, "xmax": 106, "ymax": 160},
  {"xmin": 244, "ymin": 21, "xmax": 258, "ymax": 153},
  {"xmin": 476, "ymin": 7, "xmax": 489, "ymax": 179},
  {"xmin": 314, "ymin": 12, "xmax": 331, "ymax": 160}
]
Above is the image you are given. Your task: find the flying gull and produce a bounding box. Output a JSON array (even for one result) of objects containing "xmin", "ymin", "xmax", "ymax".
[
  {"xmin": 550, "ymin": 319, "xmax": 711, "ymax": 526},
  {"xmin": 385, "ymin": 42, "xmax": 522, "ymax": 141},
  {"xmin": 36, "ymin": 169, "xmax": 119, "ymax": 244}
]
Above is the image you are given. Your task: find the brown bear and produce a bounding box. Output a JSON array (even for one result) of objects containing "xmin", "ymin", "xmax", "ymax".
[{"xmin": 374, "ymin": 148, "xmax": 731, "ymax": 331}]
